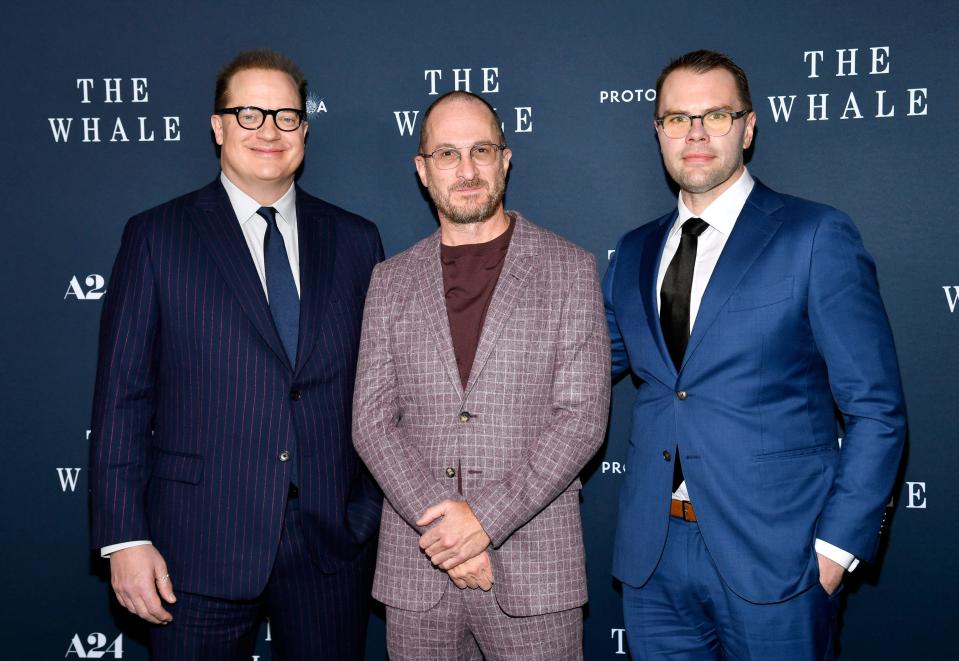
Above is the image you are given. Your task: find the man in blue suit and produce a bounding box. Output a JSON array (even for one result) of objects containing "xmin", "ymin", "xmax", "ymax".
[
  {"xmin": 605, "ymin": 50, "xmax": 906, "ymax": 659},
  {"xmin": 90, "ymin": 50, "xmax": 382, "ymax": 659}
]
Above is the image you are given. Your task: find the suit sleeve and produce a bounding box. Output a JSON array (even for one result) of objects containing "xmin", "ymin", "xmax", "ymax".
[
  {"xmin": 89, "ymin": 217, "xmax": 159, "ymax": 549},
  {"xmin": 352, "ymin": 263, "xmax": 459, "ymax": 531},
  {"xmin": 343, "ymin": 227, "xmax": 388, "ymax": 546},
  {"xmin": 468, "ymin": 253, "xmax": 612, "ymax": 547},
  {"xmin": 603, "ymin": 238, "xmax": 632, "ymax": 381},
  {"xmin": 808, "ymin": 210, "xmax": 906, "ymax": 563}
]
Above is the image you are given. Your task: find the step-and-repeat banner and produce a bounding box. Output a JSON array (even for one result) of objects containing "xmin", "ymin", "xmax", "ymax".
[{"xmin": 3, "ymin": 1, "xmax": 956, "ymax": 658}]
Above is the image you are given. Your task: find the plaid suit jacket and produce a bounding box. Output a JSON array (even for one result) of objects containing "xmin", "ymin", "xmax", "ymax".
[{"xmin": 353, "ymin": 213, "xmax": 610, "ymax": 616}]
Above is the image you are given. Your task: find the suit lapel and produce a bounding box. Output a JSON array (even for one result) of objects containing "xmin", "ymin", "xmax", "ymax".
[
  {"xmin": 465, "ymin": 215, "xmax": 537, "ymax": 395},
  {"xmin": 682, "ymin": 182, "xmax": 784, "ymax": 369},
  {"xmin": 293, "ymin": 190, "xmax": 335, "ymax": 374},
  {"xmin": 191, "ymin": 180, "xmax": 291, "ymax": 369},
  {"xmin": 641, "ymin": 213, "xmax": 678, "ymax": 375},
  {"xmin": 414, "ymin": 233, "xmax": 464, "ymax": 395}
]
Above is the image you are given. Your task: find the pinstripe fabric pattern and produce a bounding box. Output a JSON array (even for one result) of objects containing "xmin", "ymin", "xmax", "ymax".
[
  {"xmin": 386, "ymin": 587, "xmax": 582, "ymax": 661},
  {"xmin": 353, "ymin": 213, "xmax": 610, "ymax": 618},
  {"xmin": 90, "ymin": 180, "xmax": 384, "ymax": 604},
  {"xmin": 151, "ymin": 497, "xmax": 375, "ymax": 660}
]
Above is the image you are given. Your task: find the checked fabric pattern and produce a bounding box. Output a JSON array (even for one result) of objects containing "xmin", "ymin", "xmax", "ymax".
[{"xmin": 353, "ymin": 213, "xmax": 611, "ymax": 617}]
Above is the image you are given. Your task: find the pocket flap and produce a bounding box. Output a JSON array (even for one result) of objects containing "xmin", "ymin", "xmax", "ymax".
[
  {"xmin": 151, "ymin": 450, "xmax": 203, "ymax": 484},
  {"xmin": 727, "ymin": 277, "xmax": 794, "ymax": 311}
]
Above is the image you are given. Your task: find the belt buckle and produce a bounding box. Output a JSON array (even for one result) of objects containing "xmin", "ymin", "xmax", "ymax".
[{"xmin": 681, "ymin": 501, "xmax": 693, "ymax": 521}]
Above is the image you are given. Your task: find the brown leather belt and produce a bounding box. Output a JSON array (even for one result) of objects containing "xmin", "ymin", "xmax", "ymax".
[{"xmin": 670, "ymin": 499, "xmax": 697, "ymax": 522}]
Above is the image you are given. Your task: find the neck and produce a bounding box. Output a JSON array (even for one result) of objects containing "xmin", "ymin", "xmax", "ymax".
[
  {"xmin": 223, "ymin": 169, "xmax": 293, "ymax": 207},
  {"xmin": 681, "ymin": 166, "xmax": 745, "ymax": 216},
  {"xmin": 439, "ymin": 208, "xmax": 511, "ymax": 246}
]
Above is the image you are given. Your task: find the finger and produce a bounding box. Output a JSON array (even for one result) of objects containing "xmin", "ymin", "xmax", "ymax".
[
  {"xmin": 425, "ymin": 541, "xmax": 456, "ymax": 561},
  {"xmin": 465, "ymin": 576, "xmax": 480, "ymax": 589},
  {"xmin": 479, "ymin": 577, "xmax": 493, "ymax": 591},
  {"xmin": 420, "ymin": 529, "xmax": 452, "ymax": 553},
  {"xmin": 438, "ymin": 552, "xmax": 466, "ymax": 570},
  {"xmin": 451, "ymin": 577, "xmax": 468, "ymax": 589},
  {"xmin": 138, "ymin": 583, "xmax": 173, "ymax": 623},
  {"xmin": 422, "ymin": 536, "xmax": 449, "ymax": 555},
  {"xmin": 130, "ymin": 594, "xmax": 164, "ymax": 624},
  {"xmin": 416, "ymin": 502, "xmax": 448, "ymax": 527},
  {"xmin": 156, "ymin": 574, "xmax": 177, "ymax": 604}
]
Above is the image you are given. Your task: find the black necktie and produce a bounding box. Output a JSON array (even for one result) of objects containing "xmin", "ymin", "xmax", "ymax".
[
  {"xmin": 660, "ymin": 217, "xmax": 709, "ymax": 491},
  {"xmin": 257, "ymin": 206, "xmax": 300, "ymax": 367}
]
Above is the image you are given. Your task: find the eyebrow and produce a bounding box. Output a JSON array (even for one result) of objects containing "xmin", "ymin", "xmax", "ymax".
[
  {"xmin": 658, "ymin": 105, "xmax": 734, "ymax": 116},
  {"xmin": 428, "ymin": 142, "xmax": 496, "ymax": 149}
]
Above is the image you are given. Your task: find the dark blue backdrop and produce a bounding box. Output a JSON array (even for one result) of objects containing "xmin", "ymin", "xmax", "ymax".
[{"xmin": 3, "ymin": 1, "xmax": 956, "ymax": 658}]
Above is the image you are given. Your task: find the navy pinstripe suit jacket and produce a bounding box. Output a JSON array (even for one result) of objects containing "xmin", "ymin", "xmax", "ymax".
[{"xmin": 90, "ymin": 179, "xmax": 383, "ymax": 600}]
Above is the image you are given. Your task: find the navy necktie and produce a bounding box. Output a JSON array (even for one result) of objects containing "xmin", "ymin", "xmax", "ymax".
[
  {"xmin": 257, "ymin": 206, "xmax": 300, "ymax": 368},
  {"xmin": 660, "ymin": 217, "xmax": 709, "ymax": 491}
]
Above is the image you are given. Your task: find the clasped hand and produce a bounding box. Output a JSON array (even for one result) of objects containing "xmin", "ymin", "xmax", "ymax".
[{"xmin": 417, "ymin": 500, "xmax": 493, "ymax": 589}]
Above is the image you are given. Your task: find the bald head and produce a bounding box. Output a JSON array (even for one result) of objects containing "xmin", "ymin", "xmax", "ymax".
[{"xmin": 418, "ymin": 91, "xmax": 506, "ymax": 153}]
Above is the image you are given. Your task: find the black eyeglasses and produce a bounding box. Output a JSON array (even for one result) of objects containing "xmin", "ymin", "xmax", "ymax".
[
  {"xmin": 655, "ymin": 109, "xmax": 751, "ymax": 139},
  {"xmin": 215, "ymin": 106, "xmax": 306, "ymax": 131}
]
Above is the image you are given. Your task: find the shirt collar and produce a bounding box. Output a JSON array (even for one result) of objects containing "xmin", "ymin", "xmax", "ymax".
[
  {"xmin": 220, "ymin": 172, "xmax": 297, "ymax": 226},
  {"xmin": 675, "ymin": 167, "xmax": 754, "ymax": 237}
]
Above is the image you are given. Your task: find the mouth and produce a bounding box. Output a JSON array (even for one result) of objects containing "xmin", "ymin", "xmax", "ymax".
[
  {"xmin": 250, "ymin": 146, "xmax": 285, "ymax": 157},
  {"xmin": 682, "ymin": 152, "xmax": 715, "ymax": 164}
]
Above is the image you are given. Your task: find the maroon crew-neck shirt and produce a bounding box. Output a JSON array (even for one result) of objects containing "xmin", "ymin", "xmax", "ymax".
[{"xmin": 440, "ymin": 215, "xmax": 516, "ymax": 388}]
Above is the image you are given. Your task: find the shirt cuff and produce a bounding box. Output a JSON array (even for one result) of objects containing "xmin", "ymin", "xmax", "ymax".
[
  {"xmin": 101, "ymin": 540, "xmax": 152, "ymax": 558},
  {"xmin": 815, "ymin": 538, "xmax": 859, "ymax": 572}
]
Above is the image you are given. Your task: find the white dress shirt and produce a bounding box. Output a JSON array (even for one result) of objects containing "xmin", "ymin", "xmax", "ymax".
[
  {"xmin": 220, "ymin": 172, "xmax": 301, "ymax": 298},
  {"xmin": 101, "ymin": 173, "xmax": 301, "ymax": 558},
  {"xmin": 659, "ymin": 167, "xmax": 857, "ymax": 572}
]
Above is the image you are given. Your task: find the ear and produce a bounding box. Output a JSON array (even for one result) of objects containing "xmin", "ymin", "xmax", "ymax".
[
  {"xmin": 742, "ymin": 111, "xmax": 756, "ymax": 150},
  {"xmin": 414, "ymin": 155, "xmax": 429, "ymax": 187},
  {"xmin": 653, "ymin": 120, "xmax": 665, "ymax": 152},
  {"xmin": 500, "ymin": 147, "xmax": 512, "ymax": 174},
  {"xmin": 211, "ymin": 114, "xmax": 224, "ymax": 146},
  {"xmin": 302, "ymin": 121, "xmax": 308, "ymax": 139}
]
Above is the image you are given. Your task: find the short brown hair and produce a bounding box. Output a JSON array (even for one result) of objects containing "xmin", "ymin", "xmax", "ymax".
[
  {"xmin": 654, "ymin": 50, "xmax": 752, "ymax": 116},
  {"xmin": 214, "ymin": 49, "xmax": 307, "ymax": 111},
  {"xmin": 418, "ymin": 91, "xmax": 506, "ymax": 152}
]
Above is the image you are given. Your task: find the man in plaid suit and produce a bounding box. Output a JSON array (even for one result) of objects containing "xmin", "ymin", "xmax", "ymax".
[{"xmin": 353, "ymin": 91, "xmax": 610, "ymax": 660}]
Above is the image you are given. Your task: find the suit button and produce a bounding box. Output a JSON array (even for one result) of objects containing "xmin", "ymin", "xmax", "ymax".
[
  {"xmin": 290, "ymin": 389, "xmax": 302, "ymax": 401},
  {"xmin": 279, "ymin": 450, "xmax": 291, "ymax": 462},
  {"xmin": 677, "ymin": 391, "xmax": 688, "ymax": 400},
  {"xmin": 458, "ymin": 411, "xmax": 472, "ymax": 423},
  {"xmin": 663, "ymin": 450, "xmax": 671, "ymax": 462},
  {"xmin": 446, "ymin": 467, "xmax": 456, "ymax": 478}
]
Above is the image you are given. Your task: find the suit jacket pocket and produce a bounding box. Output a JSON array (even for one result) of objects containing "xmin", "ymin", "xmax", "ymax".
[
  {"xmin": 753, "ymin": 444, "xmax": 835, "ymax": 487},
  {"xmin": 151, "ymin": 449, "xmax": 203, "ymax": 484},
  {"xmin": 727, "ymin": 277, "xmax": 794, "ymax": 311}
]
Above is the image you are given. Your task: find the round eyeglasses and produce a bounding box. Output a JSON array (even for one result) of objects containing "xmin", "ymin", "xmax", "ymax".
[
  {"xmin": 216, "ymin": 106, "xmax": 306, "ymax": 131},
  {"xmin": 655, "ymin": 109, "xmax": 752, "ymax": 139},
  {"xmin": 418, "ymin": 143, "xmax": 507, "ymax": 170}
]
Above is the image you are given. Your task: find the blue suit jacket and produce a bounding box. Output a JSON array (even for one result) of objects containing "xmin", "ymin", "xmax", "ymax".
[
  {"xmin": 604, "ymin": 180, "xmax": 906, "ymax": 604},
  {"xmin": 90, "ymin": 179, "xmax": 383, "ymax": 600}
]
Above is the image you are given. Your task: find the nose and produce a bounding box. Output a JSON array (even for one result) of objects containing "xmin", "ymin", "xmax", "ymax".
[
  {"xmin": 257, "ymin": 114, "xmax": 282, "ymax": 139},
  {"xmin": 455, "ymin": 148, "xmax": 478, "ymax": 179},
  {"xmin": 686, "ymin": 116, "xmax": 709, "ymax": 142}
]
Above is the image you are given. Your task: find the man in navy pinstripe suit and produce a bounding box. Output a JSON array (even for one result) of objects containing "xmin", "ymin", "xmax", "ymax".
[{"xmin": 90, "ymin": 50, "xmax": 383, "ymax": 660}]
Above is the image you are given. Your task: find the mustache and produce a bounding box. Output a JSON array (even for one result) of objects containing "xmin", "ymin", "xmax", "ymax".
[{"xmin": 449, "ymin": 178, "xmax": 488, "ymax": 192}]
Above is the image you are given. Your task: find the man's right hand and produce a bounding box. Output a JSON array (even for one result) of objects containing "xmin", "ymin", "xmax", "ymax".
[
  {"xmin": 447, "ymin": 550, "xmax": 494, "ymax": 591},
  {"xmin": 110, "ymin": 545, "xmax": 176, "ymax": 624}
]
